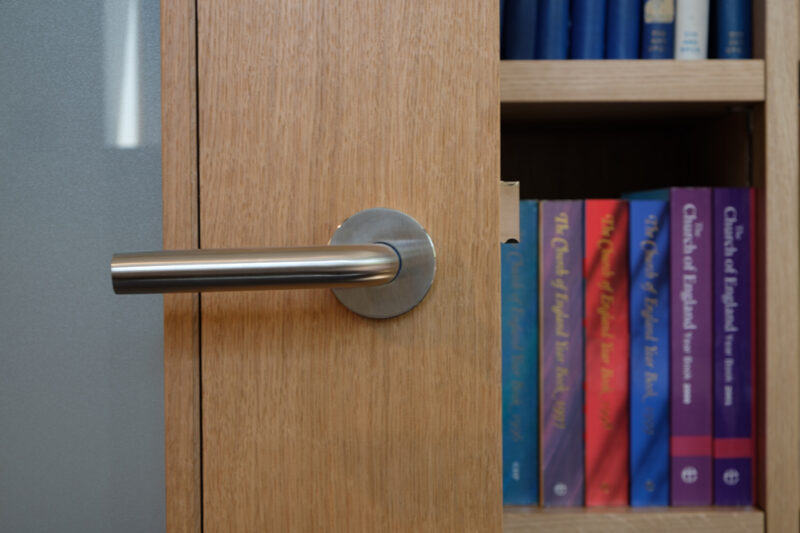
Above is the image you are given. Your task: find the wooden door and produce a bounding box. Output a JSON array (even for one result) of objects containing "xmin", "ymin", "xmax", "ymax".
[{"xmin": 163, "ymin": 1, "xmax": 500, "ymax": 531}]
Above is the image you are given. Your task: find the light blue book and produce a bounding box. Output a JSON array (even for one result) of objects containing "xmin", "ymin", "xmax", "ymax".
[
  {"xmin": 628, "ymin": 199, "xmax": 670, "ymax": 506},
  {"xmin": 502, "ymin": 200, "xmax": 539, "ymax": 505}
]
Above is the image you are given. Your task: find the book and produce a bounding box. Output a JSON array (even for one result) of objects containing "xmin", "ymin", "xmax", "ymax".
[
  {"xmin": 503, "ymin": 0, "xmax": 538, "ymax": 59},
  {"xmin": 540, "ymin": 201, "xmax": 585, "ymax": 507},
  {"xmin": 715, "ymin": 0, "xmax": 751, "ymax": 59},
  {"xmin": 631, "ymin": 188, "xmax": 714, "ymax": 505},
  {"xmin": 674, "ymin": 0, "xmax": 709, "ymax": 59},
  {"xmin": 502, "ymin": 200, "xmax": 539, "ymax": 505},
  {"xmin": 642, "ymin": 0, "xmax": 675, "ymax": 58},
  {"xmin": 629, "ymin": 199, "xmax": 670, "ymax": 507},
  {"xmin": 584, "ymin": 199, "xmax": 629, "ymax": 507},
  {"xmin": 606, "ymin": 0, "xmax": 641, "ymax": 59},
  {"xmin": 571, "ymin": 0, "xmax": 606, "ymax": 59},
  {"xmin": 713, "ymin": 188, "xmax": 756, "ymax": 505},
  {"xmin": 668, "ymin": 188, "xmax": 713, "ymax": 505},
  {"xmin": 536, "ymin": 0, "xmax": 570, "ymax": 59},
  {"xmin": 501, "ymin": 0, "xmax": 506, "ymax": 57}
]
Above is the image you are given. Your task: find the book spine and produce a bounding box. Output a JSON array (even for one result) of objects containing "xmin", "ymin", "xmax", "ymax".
[
  {"xmin": 500, "ymin": 0, "xmax": 506, "ymax": 58},
  {"xmin": 713, "ymin": 188, "xmax": 755, "ymax": 505},
  {"xmin": 670, "ymin": 188, "xmax": 713, "ymax": 506},
  {"xmin": 540, "ymin": 201, "xmax": 585, "ymax": 507},
  {"xmin": 503, "ymin": 0, "xmax": 538, "ymax": 59},
  {"xmin": 606, "ymin": 0, "xmax": 642, "ymax": 59},
  {"xmin": 716, "ymin": 0, "xmax": 751, "ymax": 59},
  {"xmin": 536, "ymin": 0, "xmax": 570, "ymax": 59},
  {"xmin": 571, "ymin": 0, "xmax": 606, "ymax": 59},
  {"xmin": 502, "ymin": 201, "xmax": 539, "ymax": 505},
  {"xmin": 629, "ymin": 200, "xmax": 670, "ymax": 507},
  {"xmin": 674, "ymin": 0, "xmax": 709, "ymax": 59},
  {"xmin": 584, "ymin": 199, "xmax": 630, "ymax": 507},
  {"xmin": 642, "ymin": 0, "xmax": 675, "ymax": 58},
  {"xmin": 747, "ymin": 189, "xmax": 757, "ymax": 504}
]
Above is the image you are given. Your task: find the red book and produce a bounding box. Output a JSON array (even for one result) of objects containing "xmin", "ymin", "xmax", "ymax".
[{"xmin": 584, "ymin": 199, "xmax": 630, "ymax": 506}]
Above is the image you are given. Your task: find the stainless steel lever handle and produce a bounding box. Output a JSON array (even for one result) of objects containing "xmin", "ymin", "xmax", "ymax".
[
  {"xmin": 110, "ymin": 208, "xmax": 436, "ymax": 319},
  {"xmin": 111, "ymin": 245, "xmax": 400, "ymax": 294}
]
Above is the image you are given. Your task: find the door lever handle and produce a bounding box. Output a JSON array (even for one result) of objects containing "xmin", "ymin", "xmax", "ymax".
[{"xmin": 111, "ymin": 208, "xmax": 435, "ymax": 319}]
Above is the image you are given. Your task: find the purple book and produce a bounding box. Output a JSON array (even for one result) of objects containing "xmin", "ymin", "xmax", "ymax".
[
  {"xmin": 540, "ymin": 201, "xmax": 584, "ymax": 506},
  {"xmin": 713, "ymin": 188, "xmax": 755, "ymax": 505},
  {"xmin": 671, "ymin": 188, "xmax": 713, "ymax": 505},
  {"xmin": 628, "ymin": 188, "xmax": 713, "ymax": 505}
]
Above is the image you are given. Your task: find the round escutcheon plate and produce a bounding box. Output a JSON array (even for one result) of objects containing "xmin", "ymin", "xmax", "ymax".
[{"xmin": 329, "ymin": 208, "xmax": 436, "ymax": 319}]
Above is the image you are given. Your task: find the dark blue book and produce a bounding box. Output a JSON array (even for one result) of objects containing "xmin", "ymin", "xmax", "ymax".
[
  {"xmin": 502, "ymin": 200, "xmax": 539, "ymax": 505},
  {"xmin": 503, "ymin": 0, "xmax": 539, "ymax": 59},
  {"xmin": 501, "ymin": 0, "xmax": 505, "ymax": 57},
  {"xmin": 571, "ymin": 0, "xmax": 606, "ymax": 59},
  {"xmin": 713, "ymin": 188, "xmax": 755, "ymax": 505},
  {"xmin": 629, "ymin": 200, "xmax": 670, "ymax": 507},
  {"xmin": 641, "ymin": 0, "xmax": 675, "ymax": 58},
  {"xmin": 716, "ymin": 0, "xmax": 751, "ymax": 58},
  {"xmin": 607, "ymin": 0, "xmax": 642, "ymax": 58},
  {"xmin": 536, "ymin": 0, "xmax": 570, "ymax": 59}
]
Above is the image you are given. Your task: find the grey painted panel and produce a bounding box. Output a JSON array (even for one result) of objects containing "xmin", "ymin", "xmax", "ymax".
[{"xmin": 0, "ymin": 1, "xmax": 165, "ymax": 531}]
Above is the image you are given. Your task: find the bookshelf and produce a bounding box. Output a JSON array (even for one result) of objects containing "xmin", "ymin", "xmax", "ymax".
[
  {"xmin": 504, "ymin": 507, "xmax": 763, "ymax": 532},
  {"xmin": 499, "ymin": 2, "xmax": 798, "ymax": 532},
  {"xmin": 158, "ymin": 0, "xmax": 797, "ymax": 530},
  {"xmin": 501, "ymin": 60, "xmax": 765, "ymax": 103}
]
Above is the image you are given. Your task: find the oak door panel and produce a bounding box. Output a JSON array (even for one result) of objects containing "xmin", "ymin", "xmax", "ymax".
[{"xmin": 197, "ymin": 2, "xmax": 499, "ymax": 531}]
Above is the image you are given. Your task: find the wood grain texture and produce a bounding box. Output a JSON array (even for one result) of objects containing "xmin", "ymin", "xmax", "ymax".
[
  {"xmin": 161, "ymin": 0, "xmax": 201, "ymax": 531},
  {"xmin": 503, "ymin": 507, "xmax": 764, "ymax": 533},
  {"xmin": 500, "ymin": 60, "xmax": 765, "ymax": 103},
  {"xmin": 756, "ymin": 0, "xmax": 800, "ymax": 530},
  {"xmin": 197, "ymin": 1, "xmax": 499, "ymax": 532}
]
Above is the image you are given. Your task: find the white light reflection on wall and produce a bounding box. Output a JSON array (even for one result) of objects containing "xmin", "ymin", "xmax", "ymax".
[{"xmin": 105, "ymin": 0, "xmax": 141, "ymax": 149}]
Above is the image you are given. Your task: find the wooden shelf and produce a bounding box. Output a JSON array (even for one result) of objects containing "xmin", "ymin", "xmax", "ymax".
[
  {"xmin": 500, "ymin": 60, "xmax": 765, "ymax": 104},
  {"xmin": 503, "ymin": 507, "xmax": 764, "ymax": 533}
]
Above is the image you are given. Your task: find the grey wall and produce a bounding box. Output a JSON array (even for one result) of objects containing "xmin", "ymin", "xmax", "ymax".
[{"xmin": 0, "ymin": 1, "xmax": 165, "ymax": 531}]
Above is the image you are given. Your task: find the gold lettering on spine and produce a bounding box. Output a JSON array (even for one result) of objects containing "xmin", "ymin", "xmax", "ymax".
[
  {"xmin": 640, "ymin": 214, "xmax": 661, "ymax": 404},
  {"xmin": 550, "ymin": 211, "xmax": 571, "ymax": 430},
  {"xmin": 596, "ymin": 213, "xmax": 617, "ymax": 431},
  {"xmin": 680, "ymin": 203, "xmax": 701, "ymax": 405}
]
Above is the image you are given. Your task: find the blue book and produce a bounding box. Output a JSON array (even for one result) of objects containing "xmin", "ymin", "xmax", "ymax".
[
  {"xmin": 501, "ymin": 0, "xmax": 505, "ymax": 57},
  {"xmin": 607, "ymin": 0, "xmax": 642, "ymax": 58},
  {"xmin": 716, "ymin": 0, "xmax": 751, "ymax": 58},
  {"xmin": 642, "ymin": 0, "xmax": 675, "ymax": 58},
  {"xmin": 571, "ymin": 0, "xmax": 606, "ymax": 59},
  {"xmin": 628, "ymin": 188, "xmax": 713, "ymax": 506},
  {"xmin": 503, "ymin": 0, "xmax": 538, "ymax": 59},
  {"xmin": 536, "ymin": 0, "xmax": 570, "ymax": 59},
  {"xmin": 629, "ymin": 200, "xmax": 670, "ymax": 506},
  {"xmin": 502, "ymin": 200, "xmax": 539, "ymax": 505}
]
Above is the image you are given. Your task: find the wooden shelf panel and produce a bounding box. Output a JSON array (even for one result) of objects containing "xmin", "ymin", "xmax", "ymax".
[
  {"xmin": 503, "ymin": 507, "xmax": 764, "ymax": 533},
  {"xmin": 501, "ymin": 60, "xmax": 765, "ymax": 103}
]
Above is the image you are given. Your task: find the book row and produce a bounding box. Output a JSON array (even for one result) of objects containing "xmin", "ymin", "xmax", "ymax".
[
  {"xmin": 502, "ymin": 188, "xmax": 756, "ymax": 507},
  {"xmin": 501, "ymin": 0, "xmax": 752, "ymax": 60}
]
